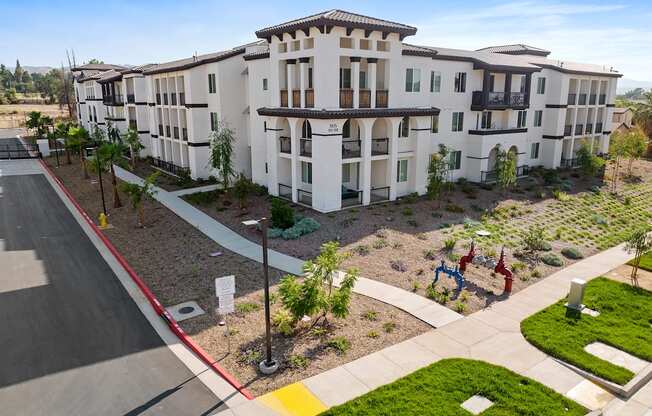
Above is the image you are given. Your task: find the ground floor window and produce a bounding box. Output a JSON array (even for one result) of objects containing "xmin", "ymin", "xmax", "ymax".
[
  {"xmin": 397, "ymin": 159, "xmax": 408, "ymax": 182},
  {"xmin": 210, "ymin": 112, "xmax": 219, "ymax": 131},
  {"xmin": 301, "ymin": 161, "xmax": 312, "ymax": 184},
  {"xmin": 517, "ymin": 110, "xmax": 527, "ymax": 128},
  {"xmin": 431, "ymin": 115, "xmax": 439, "ymax": 133},
  {"xmin": 342, "ymin": 164, "xmax": 350, "ymax": 183},
  {"xmin": 449, "ymin": 150, "xmax": 462, "ymax": 170},
  {"xmin": 534, "ymin": 110, "xmax": 543, "ymax": 127},
  {"xmin": 531, "ymin": 142, "xmax": 540, "ymax": 159}
]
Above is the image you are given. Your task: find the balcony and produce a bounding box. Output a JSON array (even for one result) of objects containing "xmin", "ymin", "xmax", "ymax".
[
  {"xmin": 279, "ymin": 136, "xmax": 291, "ymax": 154},
  {"xmin": 340, "ymin": 89, "xmax": 353, "ymax": 108},
  {"xmin": 376, "ymin": 90, "xmax": 388, "ymax": 108},
  {"xmin": 156, "ymin": 93, "xmax": 161, "ymax": 105},
  {"xmin": 292, "ymin": 90, "xmax": 301, "ymax": 108},
  {"xmin": 359, "ymin": 90, "xmax": 371, "ymax": 109},
  {"xmin": 165, "ymin": 125, "xmax": 171, "ymax": 137},
  {"xmin": 575, "ymin": 124, "xmax": 584, "ymax": 135},
  {"xmin": 564, "ymin": 125, "xmax": 572, "ymax": 136},
  {"xmin": 158, "ymin": 124, "xmax": 163, "ymax": 136},
  {"xmin": 578, "ymin": 93, "xmax": 587, "ymax": 105},
  {"xmin": 278, "ymin": 183, "xmax": 292, "ymax": 201},
  {"xmin": 586, "ymin": 123, "xmax": 593, "ymax": 134},
  {"xmin": 280, "ymin": 90, "xmax": 288, "ymax": 107},
  {"xmin": 481, "ymin": 165, "xmax": 529, "ymax": 183},
  {"xmin": 305, "ymin": 89, "xmax": 314, "ymax": 108},
  {"xmin": 471, "ymin": 91, "xmax": 526, "ymax": 110},
  {"xmin": 129, "ymin": 120, "xmax": 137, "ymax": 130},
  {"xmin": 468, "ymin": 126, "xmax": 527, "ymax": 135},
  {"xmin": 173, "ymin": 126, "xmax": 179, "ymax": 140},
  {"xmin": 599, "ymin": 94, "xmax": 606, "ymax": 105},
  {"xmin": 103, "ymin": 94, "xmax": 124, "ymax": 106},
  {"xmin": 298, "ymin": 189, "xmax": 312, "ymax": 206},
  {"xmin": 596, "ymin": 122, "xmax": 603, "ymax": 133},
  {"xmin": 182, "ymin": 127, "xmax": 188, "ymax": 140},
  {"xmin": 370, "ymin": 186, "xmax": 390, "ymax": 203},
  {"xmin": 589, "ymin": 94, "xmax": 597, "ymax": 105},
  {"xmin": 342, "ymin": 140, "xmax": 361, "ymax": 158},
  {"xmin": 300, "ymin": 139, "xmax": 312, "ymax": 157},
  {"xmin": 171, "ymin": 93, "xmax": 177, "ymax": 106},
  {"xmin": 163, "ymin": 93, "xmax": 168, "ymax": 106},
  {"xmin": 560, "ymin": 158, "xmax": 579, "ymax": 169},
  {"xmin": 127, "ymin": 94, "xmax": 135, "ymax": 104},
  {"xmin": 567, "ymin": 93, "xmax": 576, "ymax": 105},
  {"xmin": 150, "ymin": 156, "xmax": 190, "ymax": 177},
  {"xmin": 179, "ymin": 92, "xmax": 186, "ymax": 106},
  {"xmin": 372, "ymin": 138, "xmax": 389, "ymax": 155},
  {"xmin": 341, "ymin": 189, "xmax": 362, "ymax": 208}
]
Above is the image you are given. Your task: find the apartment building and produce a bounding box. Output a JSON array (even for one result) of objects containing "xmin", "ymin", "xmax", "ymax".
[{"xmin": 72, "ymin": 9, "xmax": 621, "ymax": 212}]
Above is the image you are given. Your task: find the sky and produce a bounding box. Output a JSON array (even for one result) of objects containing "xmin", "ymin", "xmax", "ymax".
[{"xmin": 2, "ymin": 0, "xmax": 651, "ymax": 81}]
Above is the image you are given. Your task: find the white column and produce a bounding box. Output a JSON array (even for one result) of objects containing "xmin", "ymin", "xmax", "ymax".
[
  {"xmin": 299, "ymin": 58, "xmax": 308, "ymax": 108},
  {"xmin": 368, "ymin": 59, "xmax": 377, "ymax": 108},
  {"xmin": 286, "ymin": 60, "xmax": 295, "ymax": 108},
  {"xmin": 266, "ymin": 119, "xmax": 279, "ymax": 196},
  {"xmin": 310, "ymin": 119, "xmax": 345, "ymax": 212},
  {"xmin": 351, "ymin": 57, "xmax": 360, "ymax": 109},
  {"xmin": 387, "ymin": 118, "xmax": 401, "ymax": 201},
  {"xmin": 360, "ymin": 119, "xmax": 374, "ymax": 205},
  {"xmin": 289, "ymin": 118, "xmax": 299, "ymax": 203},
  {"xmin": 413, "ymin": 117, "xmax": 431, "ymax": 195}
]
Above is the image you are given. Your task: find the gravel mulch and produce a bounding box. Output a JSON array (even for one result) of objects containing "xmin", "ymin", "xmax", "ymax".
[{"xmin": 45, "ymin": 156, "xmax": 429, "ymax": 396}]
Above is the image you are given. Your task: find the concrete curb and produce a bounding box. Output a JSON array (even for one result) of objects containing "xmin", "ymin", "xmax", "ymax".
[{"xmin": 39, "ymin": 159, "xmax": 254, "ymax": 401}]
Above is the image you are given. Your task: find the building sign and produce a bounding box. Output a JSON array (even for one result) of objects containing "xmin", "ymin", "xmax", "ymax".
[{"xmin": 215, "ymin": 275, "xmax": 236, "ymax": 315}]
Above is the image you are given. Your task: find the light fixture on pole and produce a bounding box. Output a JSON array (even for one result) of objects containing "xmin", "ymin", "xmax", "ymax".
[{"xmin": 242, "ymin": 217, "xmax": 278, "ymax": 375}]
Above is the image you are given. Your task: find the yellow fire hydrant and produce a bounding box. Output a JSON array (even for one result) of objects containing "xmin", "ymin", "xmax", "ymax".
[{"xmin": 99, "ymin": 212, "xmax": 109, "ymax": 230}]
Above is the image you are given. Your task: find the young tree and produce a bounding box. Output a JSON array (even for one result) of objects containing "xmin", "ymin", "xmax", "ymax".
[
  {"xmin": 67, "ymin": 126, "xmax": 90, "ymax": 179},
  {"xmin": 427, "ymin": 144, "xmax": 450, "ymax": 207},
  {"xmin": 98, "ymin": 141, "xmax": 127, "ymax": 208},
  {"xmin": 625, "ymin": 226, "xmax": 652, "ymax": 287},
  {"xmin": 54, "ymin": 122, "xmax": 73, "ymax": 164},
  {"xmin": 232, "ymin": 173, "xmax": 253, "ymax": 210},
  {"xmin": 624, "ymin": 128, "xmax": 648, "ymax": 176},
  {"xmin": 123, "ymin": 128, "xmax": 144, "ymax": 170},
  {"xmin": 119, "ymin": 172, "xmax": 159, "ymax": 227},
  {"xmin": 609, "ymin": 131, "xmax": 629, "ymax": 193},
  {"xmin": 576, "ymin": 138, "xmax": 605, "ymax": 178},
  {"xmin": 25, "ymin": 111, "xmax": 44, "ymax": 137},
  {"xmin": 91, "ymin": 125, "xmax": 106, "ymax": 144},
  {"xmin": 495, "ymin": 146, "xmax": 517, "ymax": 191},
  {"xmin": 522, "ymin": 225, "xmax": 547, "ymax": 261},
  {"xmin": 278, "ymin": 241, "xmax": 358, "ymax": 328},
  {"xmin": 208, "ymin": 120, "xmax": 236, "ymax": 191}
]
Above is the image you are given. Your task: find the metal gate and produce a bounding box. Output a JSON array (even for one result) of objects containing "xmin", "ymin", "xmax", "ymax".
[{"xmin": 0, "ymin": 142, "xmax": 42, "ymax": 159}]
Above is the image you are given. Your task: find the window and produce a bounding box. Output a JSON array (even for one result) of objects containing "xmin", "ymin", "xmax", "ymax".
[
  {"xmin": 301, "ymin": 161, "xmax": 312, "ymax": 184},
  {"xmin": 430, "ymin": 71, "xmax": 441, "ymax": 93},
  {"xmin": 210, "ymin": 112, "xmax": 219, "ymax": 131},
  {"xmin": 481, "ymin": 111, "xmax": 492, "ymax": 129},
  {"xmin": 399, "ymin": 116, "xmax": 410, "ymax": 138},
  {"xmin": 359, "ymin": 71, "xmax": 367, "ymax": 89},
  {"xmin": 452, "ymin": 112, "xmax": 464, "ymax": 132},
  {"xmin": 308, "ymin": 68, "xmax": 313, "ymax": 89},
  {"xmin": 531, "ymin": 142, "xmax": 540, "ymax": 159},
  {"xmin": 489, "ymin": 74, "xmax": 495, "ymax": 92},
  {"xmin": 303, "ymin": 38, "xmax": 314, "ymax": 49},
  {"xmin": 342, "ymin": 164, "xmax": 350, "ymax": 182},
  {"xmin": 208, "ymin": 73, "xmax": 216, "ymax": 94},
  {"xmin": 405, "ymin": 68, "xmax": 421, "ymax": 92},
  {"xmin": 339, "ymin": 68, "xmax": 351, "ymax": 89},
  {"xmin": 291, "ymin": 40, "xmax": 300, "ymax": 51},
  {"xmin": 454, "ymin": 72, "xmax": 466, "ymax": 93},
  {"xmin": 262, "ymin": 78, "xmax": 268, "ymax": 91},
  {"xmin": 376, "ymin": 40, "xmax": 389, "ymax": 51},
  {"xmin": 519, "ymin": 75, "xmax": 527, "ymax": 93},
  {"xmin": 397, "ymin": 159, "xmax": 408, "ymax": 182},
  {"xmin": 278, "ymin": 42, "xmax": 287, "ymax": 53},
  {"xmin": 449, "ymin": 150, "xmax": 462, "ymax": 170},
  {"xmin": 339, "ymin": 37, "xmax": 353, "ymax": 48},
  {"xmin": 342, "ymin": 120, "xmax": 351, "ymax": 138},
  {"xmin": 537, "ymin": 77, "xmax": 546, "ymax": 94},
  {"xmin": 517, "ymin": 110, "xmax": 527, "ymax": 128},
  {"xmin": 301, "ymin": 120, "xmax": 312, "ymax": 138},
  {"xmin": 534, "ymin": 110, "xmax": 543, "ymax": 127},
  {"xmin": 360, "ymin": 39, "xmax": 371, "ymax": 50},
  {"xmin": 430, "ymin": 115, "xmax": 439, "ymax": 133}
]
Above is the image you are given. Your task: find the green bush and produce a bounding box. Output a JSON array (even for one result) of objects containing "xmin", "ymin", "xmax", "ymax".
[
  {"xmin": 561, "ymin": 247, "xmax": 584, "ymax": 259},
  {"xmin": 327, "ymin": 336, "xmax": 351, "ymax": 354},
  {"xmin": 445, "ymin": 203, "xmax": 465, "ymax": 213},
  {"xmin": 443, "ymin": 238, "xmax": 457, "ymax": 251},
  {"xmin": 281, "ymin": 227, "xmax": 302, "ymax": 240},
  {"xmin": 541, "ymin": 253, "xmax": 564, "ymax": 267},
  {"xmin": 268, "ymin": 228, "xmax": 283, "ymax": 239},
  {"xmin": 236, "ymin": 302, "xmax": 260, "ymax": 314},
  {"xmin": 288, "ymin": 354, "xmax": 309, "ymax": 369},
  {"xmin": 293, "ymin": 217, "xmax": 321, "ymax": 234},
  {"xmin": 272, "ymin": 308, "xmax": 295, "ymax": 336},
  {"xmin": 271, "ymin": 197, "xmax": 294, "ymax": 229},
  {"xmin": 354, "ymin": 245, "xmax": 371, "ymax": 256},
  {"xmin": 373, "ymin": 239, "xmax": 388, "ymax": 249}
]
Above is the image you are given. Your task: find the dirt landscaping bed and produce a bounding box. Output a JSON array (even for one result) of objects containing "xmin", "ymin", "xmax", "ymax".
[
  {"xmin": 184, "ymin": 159, "xmax": 652, "ymax": 315},
  {"xmin": 121, "ymin": 158, "xmax": 211, "ymax": 192},
  {"xmin": 44, "ymin": 156, "xmax": 429, "ymax": 396}
]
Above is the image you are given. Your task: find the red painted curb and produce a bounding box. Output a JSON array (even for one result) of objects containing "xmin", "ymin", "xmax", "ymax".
[{"xmin": 39, "ymin": 159, "xmax": 254, "ymax": 401}]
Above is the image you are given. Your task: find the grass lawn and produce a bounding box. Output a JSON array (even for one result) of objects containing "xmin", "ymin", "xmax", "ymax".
[
  {"xmin": 320, "ymin": 359, "xmax": 585, "ymax": 416},
  {"xmin": 521, "ymin": 278, "xmax": 652, "ymax": 385},
  {"xmin": 628, "ymin": 250, "xmax": 652, "ymax": 272}
]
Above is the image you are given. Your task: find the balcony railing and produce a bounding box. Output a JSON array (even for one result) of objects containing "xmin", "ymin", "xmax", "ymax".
[
  {"xmin": 488, "ymin": 92, "xmax": 507, "ymax": 105},
  {"xmin": 128, "ymin": 120, "xmax": 137, "ymax": 130},
  {"xmin": 278, "ymin": 183, "xmax": 293, "ymax": 201},
  {"xmin": 171, "ymin": 93, "xmax": 177, "ymax": 106},
  {"xmin": 596, "ymin": 122, "xmax": 603, "ymax": 133},
  {"xmin": 179, "ymin": 92, "xmax": 186, "ymax": 106},
  {"xmin": 567, "ymin": 93, "xmax": 576, "ymax": 105},
  {"xmin": 163, "ymin": 93, "xmax": 168, "ymax": 105},
  {"xmin": 589, "ymin": 94, "xmax": 597, "ymax": 105},
  {"xmin": 340, "ymin": 89, "xmax": 353, "ymax": 108},
  {"xmin": 298, "ymin": 189, "xmax": 312, "ymax": 206},
  {"xmin": 586, "ymin": 123, "xmax": 593, "ymax": 134},
  {"xmin": 510, "ymin": 92, "xmax": 525, "ymax": 106},
  {"xmin": 575, "ymin": 124, "xmax": 584, "ymax": 135},
  {"xmin": 342, "ymin": 140, "xmax": 361, "ymax": 158},
  {"xmin": 280, "ymin": 90, "xmax": 288, "ymax": 107},
  {"xmin": 578, "ymin": 93, "xmax": 587, "ymax": 105},
  {"xmin": 150, "ymin": 157, "xmax": 190, "ymax": 177},
  {"xmin": 165, "ymin": 125, "xmax": 171, "ymax": 137},
  {"xmin": 376, "ymin": 90, "xmax": 388, "ymax": 108},
  {"xmin": 370, "ymin": 186, "xmax": 390, "ymax": 203},
  {"xmin": 300, "ymin": 138, "xmax": 312, "ymax": 157},
  {"xmin": 472, "ymin": 91, "xmax": 526, "ymax": 109},
  {"xmin": 599, "ymin": 94, "xmax": 606, "ymax": 105},
  {"xmin": 564, "ymin": 125, "xmax": 572, "ymax": 136},
  {"xmin": 372, "ymin": 138, "xmax": 389, "ymax": 155},
  {"xmin": 173, "ymin": 126, "xmax": 179, "ymax": 139},
  {"xmin": 279, "ymin": 136, "xmax": 291, "ymax": 154},
  {"xmin": 292, "ymin": 90, "xmax": 301, "ymax": 108},
  {"xmin": 481, "ymin": 165, "xmax": 529, "ymax": 183},
  {"xmin": 305, "ymin": 89, "xmax": 314, "ymax": 108},
  {"xmin": 561, "ymin": 158, "xmax": 579, "ymax": 169},
  {"xmin": 156, "ymin": 93, "xmax": 161, "ymax": 105},
  {"xmin": 341, "ymin": 189, "xmax": 362, "ymax": 208},
  {"xmin": 103, "ymin": 94, "xmax": 124, "ymax": 105},
  {"xmin": 182, "ymin": 127, "xmax": 188, "ymax": 140},
  {"xmin": 127, "ymin": 94, "xmax": 135, "ymax": 104},
  {"xmin": 359, "ymin": 90, "xmax": 371, "ymax": 108},
  {"xmin": 158, "ymin": 124, "xmax": 163, "ymax": 136}
]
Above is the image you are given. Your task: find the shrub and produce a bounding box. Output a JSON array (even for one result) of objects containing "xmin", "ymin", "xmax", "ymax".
[
  {"xmin": 375, "ymin": 228, "xmax": 389, "ymax": 239},
  {"xmin": 293, "ymin": 217, "xmax": 321, "ymax": 234},
  {"xmin": 445, "ymin": 203, "xmax": 465, "ymax": 213},
  {"xmin": 531, "ymin": 269, "xmax": 542, "ymax": 278},
  {"xmin": 522, "ymin": 226, "xmax": 548, "ymax": 253},
  {"xmin": 511, "ymin": 261, "xmax": 527, "ymax": 273},
  {"xmin": 366, "ymin": 331, "xmax": 379, "ymax": 339},
  {"xmin": 390, "ymin": 260, "xmax": 408, "ymax": 272},
  {"xmin": 454, "ymin": 302, "xmax": 467, "ymax": 313},
  {"xmin": 407, "ymin": 219, "xmax": 419, "ymax": 227},
  {"xmin": 236, "ymin": 302, "xmax": 260, "ymax": 314},
  {"xmin": 402, "ymin": 207, "xmax": 414, "ymax": 216},
  {"xmin": 423, "ymin": 249, "xmax": 437, "ymax": 261},
  {"xmin": 443, "ymin": 238, "xmax": 457, "ymax": 252},
  {"xmin": 361, "ymin": 310, "xmax": 378, "ymax": 321},
  {"xmin": 272, "ymin": 309, "xmax": 295, "ymax": 336},
  {"xmin": 373, "ymin": 239, "xmax": 388, "ymax": 249},
  {"xmin": 268, "ymin": 227, "xmax": 283, "ymax": 239},
  {"xmin": 416, "ymin": 232, "xmax": 428, "ymax": 241},
  {"xmin": 543, "ymin": 169, "xmax": 560, "ymax": 185},
  {"xmin": 238, "ymin": 349, "xmax": 262, "ymax": 365},
  {"xmin": 592, "ymin": 214, "xmax": 609, "ymax": 226},
  {"xmin": 541, "ymin": 253, "xmax": 564, "ymax": 267},
  {"xmin": 184, "ymin": 190, "xmax": 220, "ymax": 205},
  {"xmin": 353, "ymin": 245, "xmax": 371, "ymax": 256},
  {"xmin": 540, "ymin": 241, "xmax": 552, "ymax": 251},
  {"xmin": 288, "ymin": 354, "xmax": 309, "ymax": 369},
  {"xmin": 561, "ymin": 247, "xmax": 584, "ymax": 259},
  {"xmin": 552, "ymin": 189, "xmax": 570, "ymax": 201},
  {"xmin": 383, "ymin": 322, "xmax": 397, "ymax": 333},
  {"xmin": 426, "ymin": 285, "xmax": 439, "ymax": 301},
  {"xmin": 281, "ymin": 227, "xmax": 302, "ymax": 240},
  {"xmin": 327, "ymin": 336, "xmax": 351, "ymax": 354},
  {"xmin": 271, "ymin": 198, "xmax": 294, "ymax": 229}
]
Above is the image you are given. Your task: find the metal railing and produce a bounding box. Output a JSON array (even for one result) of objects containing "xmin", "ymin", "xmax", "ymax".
[
  {"xmin": 510, "ymin": 92, "xmax": 525, "ymax": 106},
  {"xmin": 575, "ymin": 124, "xmax": 584, "ymax": 135},
  {"xmin": 298, "ymin": 189, "xmax": 312, "ymax": 206},
  {"xmin": 171, "ymin": 93, "xmax": 177, "ymax": 106},
  {"xmin": 359, "ymin": 90, "xmax": 371, "ymax": 108},
  {"xmin": 578, "ymin": 93, "xmax": 587, "ymax": 105},
  {"xmin": 595, "ymin": 122, "xmax": 603, "ymax": 133},
  {"xmin": 163, "ymin": 93, "xmax": 168, "ymax": 105},
  {"xmin": 278, "ymin": 183, "xmax": 292, "ymax": 201},
  {"xmin": 370, "ymin": 186, "xmax": 390, "ymax": 203},
  {"xmin": 300, "ymin": 139, "xmax": 312, "ymax": 157},
  {"xmin": 599, "ymin": 94, "xmax": 606, "ymax": 105},
  {"xmin": 0, "ymin": 143, "xmax": 41, "ymax": 159},
  {"xmin": 342, "ymin": 140, "xmax": 361, "ymax": 158},
  {"xmin": 179, "ymin": 92, "xmax": 186, "ymax": 106},
  {"xmin": 156, "ymin": 93, "xmax": 161, "ymax": 105},
  {"xmin": 341, "ymin": 189, "xmax": 362, "ymax": 208},
  {"xmin": 173, "ymin": 127, "xmax": 179, "ymax": 139},
  {"xmin": 567, "ymin": 93, "xmax": 576, "ymax": 105},
  {"xmin": 127, "ymin": 94, "xmax": 135, "ymax": 104},
  {"xmin": 305, "ymin": 89, "xmax": 314, "ymax": 108},
  {"xmin": 560, "ymin": 158, "xmax": 579, "ymax": 169},
  {"xmin": 488, "ymin": 92, "xmax": 507, "ymax": 105},
  {"xmin": 150, "ymin": 157, "xmax": 190, "ymax": 177},
  {"xmin": 292, "ymin": 90, "xmax": 301, "ymax": 108},
  {"xmin": 372, "ymin": 138, "xmax": 389, "ymax": 155},
  {"xmin": 585, "ymin": 123, "xmax": 593, "ymax": 134},
  {"xmin": 182, "ymin": 128, "xmax": 188, "ymax": 141},
  {"xmin": 280, "ymin": 90, "xmax": 288, "ymax": 107},
  {"xmin": 376, "ymin": 90, "xmax": 388, "ymax": 108},
  {"xmin": 279, "ymin": 136, "xmax": 291, "ymax": 154},
  {"xmin": 589, "ymin": 94, "xmax": 597, "ymax": 105},
  {"xmin": 340, "ymin": 89, "xmax": 353, "ymax": 108},
  {"xmin": 158, "ymin": 124, "xmax": 163, "ymax": 136},
  {"xmin": 481, "ymin": 165, "xmax": 529, "ymax": 183},
  {"xmin": 564, "ymin": 125, "xmax": 572, "ymax": 136}
]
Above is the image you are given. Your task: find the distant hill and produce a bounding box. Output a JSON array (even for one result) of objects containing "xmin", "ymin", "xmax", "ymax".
[
  {"xmin": 6, "ymin": 65, "xmax": 55, "ymax": 74},
  {"xmin": 617, "ymin": 78, "xmax": 652, "ymax": 95}
]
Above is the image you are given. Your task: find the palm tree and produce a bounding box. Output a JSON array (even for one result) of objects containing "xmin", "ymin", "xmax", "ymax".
[
  {"xmin": 119, "ymin": 172, "xmax": 159, "ymax": 227},
  {"xmin": 98, "ymin": 141, "xmax": 127, "ymax": 208},
  {"xmin": 67, "ymin": 126, "xmax": 90, "ymax": 179},
  {"xmin": 123, "ymin": 128, "xmax": 144, "ymax": 170},
  {"xmin": 54, "ymin": 122, "xmax": 72, "ymax": 164}
]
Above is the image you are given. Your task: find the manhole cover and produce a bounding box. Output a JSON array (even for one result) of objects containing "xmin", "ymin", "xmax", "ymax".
[{"xmin": 179, "ymin": 306, "xmax": 195, "ymax": 314}]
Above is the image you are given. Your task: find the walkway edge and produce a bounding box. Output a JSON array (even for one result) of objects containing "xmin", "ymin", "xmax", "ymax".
[{"xmin": 39, "ymin": 159, "xmax": 254, "ymax": 401}]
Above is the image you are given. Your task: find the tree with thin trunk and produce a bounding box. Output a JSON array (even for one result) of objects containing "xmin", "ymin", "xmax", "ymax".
[
  {"xmin": 495, "ymin": 145, "xmax": 517, "ymax": 192},
  {"xmin": 119, "ymin": 172, "xmax": 159, "ymax": 228},
  {"xmin": 54, "ymin": 121, "xmax": 72, "ymax": 164},
  {"xmin": 624, "ymin": 127, "xmax": 648, "ymax": 176},
  {"xmin": 208, "ymin": 120, "xmax": 236, "ymax": 191},
  {"xmin": 576, "ymin": 138, "xmax": 605, "ymax": 178},
  {"xmin": 625, "ymin": 226, "xmax": 651, "ymax": 288},
  {"xmin": 98, "ymin": 141, "xmax": 127, "ymax": 208},
  {"xmin": 609, "ymin": 131, "xmax": 629, "ymax": 193},
  {"xmin": 67, "ymin": 126, "xmax": 90, "ymax": 179},
  {"xmin": 426, "ymin": 144, "xmax": 450, "ymax": 208},
  {"xmin": 123, "ymin": 128, "xmax": 144, "ymax": 170}
]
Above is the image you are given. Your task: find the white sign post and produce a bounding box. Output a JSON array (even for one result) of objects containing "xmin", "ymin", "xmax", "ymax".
[{"xmin": 215, "ymin": 275, "xmax": 236, "ymax": 317}]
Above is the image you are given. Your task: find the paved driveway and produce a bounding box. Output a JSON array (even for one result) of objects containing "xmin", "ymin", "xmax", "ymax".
[{"xmin": 0, "ymin": 145, "xmax": 226, "ymax": 414}]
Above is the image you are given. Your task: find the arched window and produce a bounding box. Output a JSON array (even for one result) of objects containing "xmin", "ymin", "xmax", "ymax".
[
  {"xmin": 92, "ymin": 107, "xmax": 97, "ymax": 122},
  {"xmin": 302, "ymin": 120, "xmax": 312, "ymax": 138},
  {"xmin": 399, "ymin": 116, "xmax": 410, "ymax": 138},
  {"xmin": 342, "ymin": 120, "xmax": 351, "ymax": 138}
]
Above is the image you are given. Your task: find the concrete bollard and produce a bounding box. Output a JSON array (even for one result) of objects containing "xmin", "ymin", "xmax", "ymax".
[
  {"xmin": 567, "ymin": 278, "xmax": 586, "ymax": 310},
  {"xmin": 36, "ymin": 139, "xmax": 50, "ymax": 157}
]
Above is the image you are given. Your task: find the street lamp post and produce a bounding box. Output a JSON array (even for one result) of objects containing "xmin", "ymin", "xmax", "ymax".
[
  {"xmin": 242, "ymin": 217, "xmax": 278, "ymax": 375},
  {"xmin": 90, "ymin": 145, "xmax": 107, "ymax": 216}
]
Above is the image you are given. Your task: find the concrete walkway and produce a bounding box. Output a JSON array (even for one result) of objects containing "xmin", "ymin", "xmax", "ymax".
[{"xmin": 114, "ymin": 165, "xmax": 462, "ymax": 328}]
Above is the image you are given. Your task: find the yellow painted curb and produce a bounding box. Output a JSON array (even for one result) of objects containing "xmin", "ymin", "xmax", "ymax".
[{"xmin": 258, "ymin": 382, "xmax": 327, "ymax": 416}]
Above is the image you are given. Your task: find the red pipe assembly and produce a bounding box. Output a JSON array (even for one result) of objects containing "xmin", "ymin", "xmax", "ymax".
[{"xmin": 494, "ymin": 247, "xmax": 513, "ymax": 293}]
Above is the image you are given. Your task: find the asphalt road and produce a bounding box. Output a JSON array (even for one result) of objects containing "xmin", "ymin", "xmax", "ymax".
[{"xmin": 0, "ymin": 141, "xmax": 226, "ymax": 414}]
